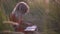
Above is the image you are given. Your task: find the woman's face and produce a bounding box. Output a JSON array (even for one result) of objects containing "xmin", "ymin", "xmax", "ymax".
[{"xmin": 18, "ymin": 3, "xmax": 28, "ymax": 14}]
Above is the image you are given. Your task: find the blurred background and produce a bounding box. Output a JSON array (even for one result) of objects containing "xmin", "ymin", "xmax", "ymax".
[{"xmin": 0, "ymin": 0, "xmax": 60, "ymax": 34}]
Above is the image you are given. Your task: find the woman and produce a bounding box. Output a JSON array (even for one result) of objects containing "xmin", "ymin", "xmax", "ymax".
[{"xmin": 9, "ymin": 2, "xmax": 29, "ymax": 32}]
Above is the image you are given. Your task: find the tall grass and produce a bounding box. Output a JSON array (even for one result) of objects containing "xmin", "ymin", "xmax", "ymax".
[{"xmin": 0, "ymin": 2, "xmax": 14, "ymax": 31}]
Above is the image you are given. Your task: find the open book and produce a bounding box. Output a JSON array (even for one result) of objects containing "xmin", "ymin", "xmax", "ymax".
[{"xmin": 24, "ymin": 25, "xmax": 37, "ymax": 31}]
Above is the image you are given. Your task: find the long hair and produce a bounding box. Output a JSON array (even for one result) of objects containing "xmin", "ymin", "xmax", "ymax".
[{"xmin": 12, "ymin": 2, "xmax": 29, "ymax": 15}]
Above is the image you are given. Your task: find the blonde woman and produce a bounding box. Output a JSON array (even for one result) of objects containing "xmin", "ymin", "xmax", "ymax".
[{"xmin": 9, "ymin": 2, "xmax": 29, "ymax": 32}]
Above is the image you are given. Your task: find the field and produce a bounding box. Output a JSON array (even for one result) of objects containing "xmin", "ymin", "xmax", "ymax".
[{"xmin": 0, "ymin": 0, "xmax": 60, "ymax": 34}]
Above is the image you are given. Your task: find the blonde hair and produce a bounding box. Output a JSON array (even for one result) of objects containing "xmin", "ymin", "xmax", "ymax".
[{"xmin": 12, "ymin": 2, "xmax": 29, "ymax": 15}]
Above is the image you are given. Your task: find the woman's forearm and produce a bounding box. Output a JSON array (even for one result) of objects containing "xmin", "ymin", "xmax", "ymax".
[{"xmin": 3, "ymin": 21, "xmax": 19, "ymax": 26}]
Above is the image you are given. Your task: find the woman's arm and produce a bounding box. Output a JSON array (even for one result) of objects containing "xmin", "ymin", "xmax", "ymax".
[
  {"xmin": 3, "ymin": 21, "xmax": 19, "ymax": 25},
  {"xmin": 3, "ymin": 14, "xmax": 19, "ymax": 26}
]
